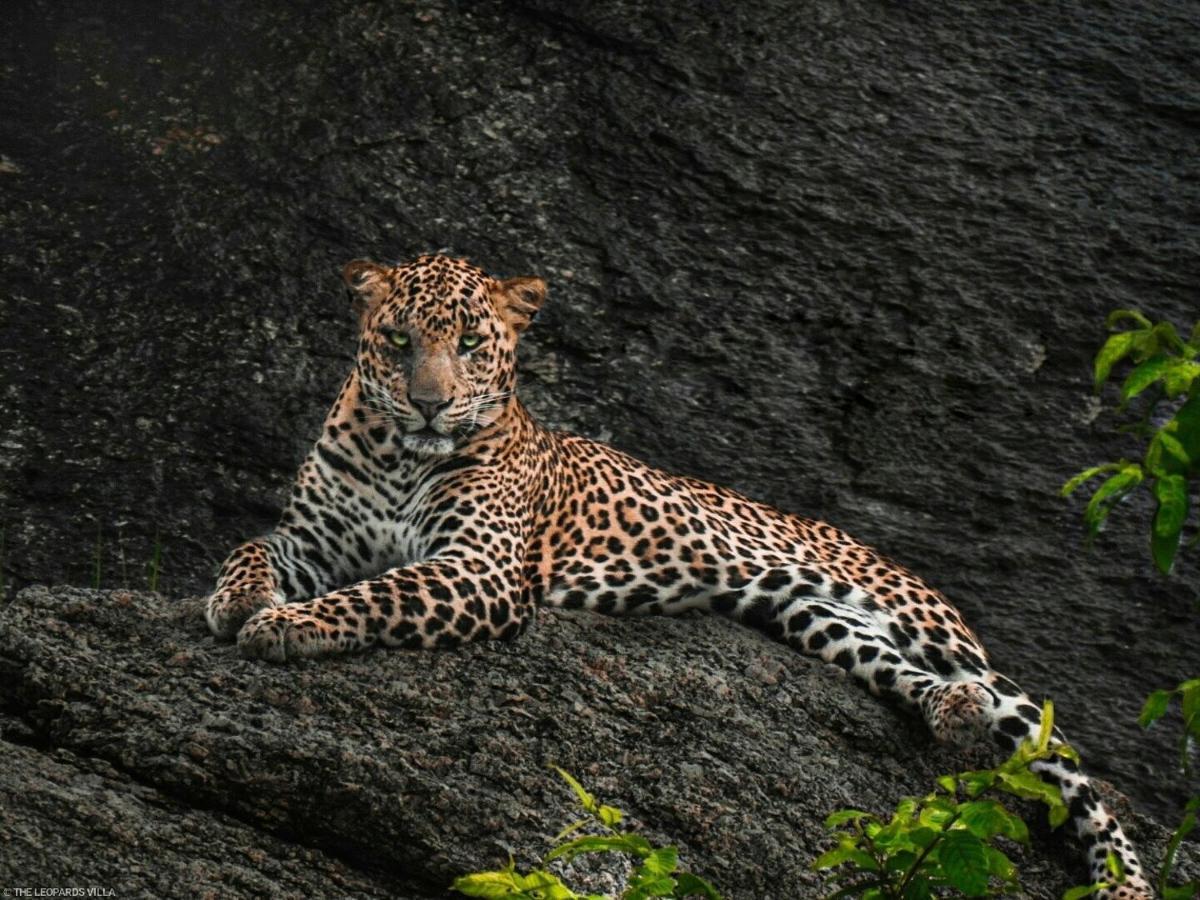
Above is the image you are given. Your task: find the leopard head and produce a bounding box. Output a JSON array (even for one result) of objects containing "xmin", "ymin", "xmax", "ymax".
[{"xmin": 343, "ymin": 254, "xmax": 546, "ymax": 457}]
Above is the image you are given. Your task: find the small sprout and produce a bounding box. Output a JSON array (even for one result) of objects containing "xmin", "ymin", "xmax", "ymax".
[{"xmin": 453, "ymin": 770, "xmax": 721, "ymax": 900}]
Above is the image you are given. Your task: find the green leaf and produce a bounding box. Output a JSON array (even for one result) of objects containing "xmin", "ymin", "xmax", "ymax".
[
  {"xmin": 824, "ymin": 882, "xmax": 889, "ymax": 900},
  {"xmin": 1164, "ymin": 360, "xmax": 1200, "ymax": 397},
  {"xmin": 1139, "ymin": 690, "xmax": 1173, "ymax": 728},
  {"xmin": 936, "ymin": 774, "xmax": 957, "ymax": 793},
  {"xmin": 1156, "ymin": 431, "xmax": 1193, "ymax": 470},
  {"xmin": 552, "ymin": 768, "xmax": 598, "ymax": 815},
  {"xmin": 957, "ymin": 800, "xmax": 1028, "ymax": 843},
  {"xmin": 917, "ymin": 797, "xmax": 957, "ymax": 830},
  {"xmin": 1104, "ymin": 851, "xmax": 1124, "ymax": 881},
  {"xmin": 1161, "ymin": 885, "xmax": 1200, "ymax": 900},
  {"xmin": 452, "ymin": 866, "xmax": 580, "ymax": 900},
  {"xmin": 810, "ymin": 844, "xmax": 848, "ymax": 871},
  {"xmin": 623, "ymin": 873, "xmax": 676, "ymax": 900},
  {"xmin": 451, "ymin": 870, "xmax": 527, "ymax": 898},
  {"xmin": 1036, "ymin": 699, "xmax": 1054, "ymax": 754},
  {"xmin": 1051, "ymin": 742, "xmax": 1081, "ymax": 765},
  {"xmin": 1152, "ymin": 321, "xmax": 1189, "ymax": 355},
  {"xmin": 982, "ymin": 845, "xmax": 1018, "ymax": 882},
  {"xmin": 1062, "ymin": 883, "xmax": 1107, "ymax": 900},
  {"xmin": 871, "ymin": 824, "xmax": 901, "ymax": 849},
  {"xmin": 1181, "ymin": 681, "xmax": 1200, "ymax": 737},
  {"xmin": 546, "ymin": 834, "xmax": 653, "ymax": 864},
  {"xmin": 1002, "ymin": 813, "xmax": 1030, "ymax": 845},
  {"xmin": 515, "ymin": 871, "xmax": 574, "ymax": 897},
  {"xmin": 907, "ymin": 826, "xmax": 939, "ymax": 849},
  {"xmin": 893, "ymin": 797, "xmax": 918, "ymax": 822},
  {"xmin": 1121, "ymin": 355, "xmax": 1175, "ymax": 401},
  {"xmin": 959, "ymin": 771, "xmax": 996, "ymax": 798},
  {"xmin": 1151, "ymin": 474, "xmax": 1188, "ymax": 574},
  {"xmin": 1106, "ymin": 309, "xmax": 1153, "ymax": 331},
  {"xmin": 1061, "ymin": 463, "xmax": 1126, "ymax": 497},
  {"xmin": 1083, "ymin": 466, "xmax": 1144, "ymax": 538},
  {"xmin": 812, "ymin": 841, "xmax": 881, "ymax": 872},
  {"xmin": 597, "ymin": 805, "xmax": 624, "ymax": 828},
  {"xmin": 885, "ymin": 849, "xmax": 919, "ymax": 873},
  {"xmin": 1153, "ymin": 475, "xmax": 1189, "ymax": 537},
  {"xmin": 1052, "ymin": 803, "xmax": 1072, "ymax": 829},
  {"xmin": 1151, "ymin": 527, "xmax": 1182, "ymax": 576},
  {"xmin": 825, "ymin": 809, "xmax": 875, "ymax": 828},
  {"xmin": 938, "ymin": 830, "xmax": 989, "ymax": 895},
  {"xmin": 513, "ymin": 870, "xmax": 580, "ymax": 900},
  {"xmin": 1094, "ymin": 331, "xmax": 1141, "ymax": 391},
  {"xmin": 1175, "ymin": 393, "xmax": 1200, "ymax": 453},
  {"xmin": 553, "ymin": 819, "xmax": 591, "ymax": 843},
  {"xmin": 672, "ymin": 873, "xmax": 723, "ymax": 900},
  {"xmin": 996, "ymin": 769, "xmax": 1065, "ymax": 817},
  {"xmin": 638, "ymin": 847, "xmax": 678, "ymax": 877}
]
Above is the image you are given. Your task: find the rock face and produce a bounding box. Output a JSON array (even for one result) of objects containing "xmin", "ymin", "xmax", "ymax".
[
  {"xmin": 2, "ymin": 585, "xmax": 1196, "ymax": 898},
  {"xmin": 0, "ymin": 0, "xmax": 1198, "ymax": 862}
]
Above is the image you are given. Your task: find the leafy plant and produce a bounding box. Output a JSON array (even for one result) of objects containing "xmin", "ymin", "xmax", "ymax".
[
  {"xmin": 1064, "ymin": 310, "xmax": 1198, "ymax": 898},
  {"xmin": 1139, "ymin": 680, "xmax": 1200, "ymax": 899},
  {"xmin": 1140, "ymin": 678, "xmax": 1200, "ymax": 774},
  {"xmin": 1061, "ymin": 309, "xmax": 1200, "ymax": 574},
  {"xmin": 452, "ymin": 768, "xmax": 722, "ymax": 900},
  {"xmin": 812, "ymin": 702, "xmax": 1121, "ymax": 898}
]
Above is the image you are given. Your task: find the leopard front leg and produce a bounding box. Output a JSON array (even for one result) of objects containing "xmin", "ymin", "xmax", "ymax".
[
  {"xmin": 205, "ymin": 538, "xmax": 284, "ymax": 639},
  {"xmin": 237, "ymin": 557, "xmax": 529, "ymax": 662},
  {"xmin": 205, "ymin": 531, "xmax": 344, "ymax": 639}
]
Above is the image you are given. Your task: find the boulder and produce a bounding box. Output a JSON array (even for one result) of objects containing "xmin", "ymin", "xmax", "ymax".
[{"xmin": 1, "ymin": 585, "xmax": 1195, "ymax": 897}]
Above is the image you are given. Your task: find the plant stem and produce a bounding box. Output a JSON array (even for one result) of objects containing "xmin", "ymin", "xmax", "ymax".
[
  {"xmin": 894, "ymin": 810, "xmax": 962, "ymax": 897},
  {"xmin": 147, "ymin": 528, "xmax": 163, "ymax": 592}
]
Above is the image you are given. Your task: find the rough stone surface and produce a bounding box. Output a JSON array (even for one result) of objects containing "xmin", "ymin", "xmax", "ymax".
[
  {"xmin": 0, "ymin": 734, "xmax": 393, "ymax": 899},
  {"xmin": 1, "ymin": 586, "xmax": 1196, "ymax": 898},
  {"xmin": 1, "ymin": 0, "xmax": 1198, "ymax": 878}
]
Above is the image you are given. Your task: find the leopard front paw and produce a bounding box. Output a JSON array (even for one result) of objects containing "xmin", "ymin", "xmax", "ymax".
[
  {"xmin": 205, "ymin": 587, "xmax": 279, "ymax": 640},
  {"xmin": 236, "ymin": 605, "xmax": 330, "ymax": 662}
]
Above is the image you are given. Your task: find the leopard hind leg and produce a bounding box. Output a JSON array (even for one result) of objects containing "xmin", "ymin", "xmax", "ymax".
[{"xmin": 728, "ymin": 591, "xmax": 990, "ymax": 744}]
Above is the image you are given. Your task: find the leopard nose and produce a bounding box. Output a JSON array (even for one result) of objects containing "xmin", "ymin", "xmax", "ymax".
[{"xmin": 408, "ymin": 395, "xmax": 451, "ymax": 422}]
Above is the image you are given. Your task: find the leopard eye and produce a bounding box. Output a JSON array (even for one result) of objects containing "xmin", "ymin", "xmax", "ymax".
[
  {"xmin": 388, "ymin": 331, "xmax": 410, "ymax": 349},
  {"xmin": 458, "ymin": 333, "xmax": 483, "ymax": 353}
]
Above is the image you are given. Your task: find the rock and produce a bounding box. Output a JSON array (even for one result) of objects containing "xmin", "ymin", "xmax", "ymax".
[
  {"xmin": 0, "ymin": 738, "xmax": 392, "ymax": 899},
  {"xmin": 0, "ymin": 0, "xmax": 1197, "ymax": 838},
  {"xmin": 1, "ymin": 585, "xmax": 1196, "ymax": 897}
]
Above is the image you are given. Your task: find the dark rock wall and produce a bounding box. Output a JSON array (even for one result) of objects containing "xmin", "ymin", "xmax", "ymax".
[{"xmin": 1, "ymin": 0, "xmax": 1197, "ymax": 828}]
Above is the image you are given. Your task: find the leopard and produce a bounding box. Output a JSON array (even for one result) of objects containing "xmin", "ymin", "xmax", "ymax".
[{"xmin": 205, "ymin": 253, "xmax": 1152, "ymax": 897}]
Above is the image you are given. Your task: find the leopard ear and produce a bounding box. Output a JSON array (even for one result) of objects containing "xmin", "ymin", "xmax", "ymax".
[
  {"xmin": 342, "ymin": 259, "xmax": 391, "ymax": 318},
  {"xmin": 495, "ymin": 276, "xmax": 547, "ymax": 334}
]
